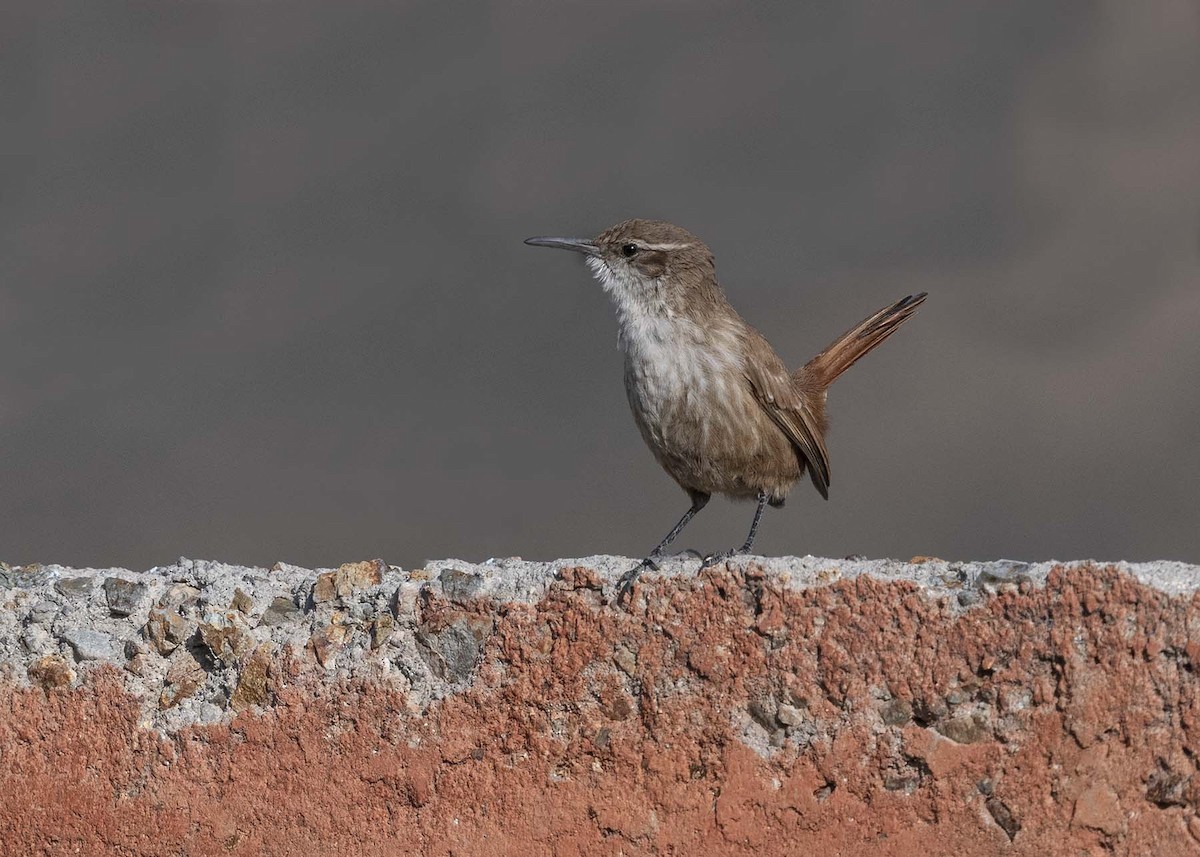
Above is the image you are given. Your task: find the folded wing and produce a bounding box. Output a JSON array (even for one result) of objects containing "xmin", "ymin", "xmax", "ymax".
[{"xmin": 743, "ymin": 347, "xmax": 831, "ymax": 499}]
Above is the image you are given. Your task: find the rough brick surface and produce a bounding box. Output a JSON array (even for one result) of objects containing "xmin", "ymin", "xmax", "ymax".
[{"xmin": 2, "ymin": 558, "xmax": 1200, "ymax": 855}]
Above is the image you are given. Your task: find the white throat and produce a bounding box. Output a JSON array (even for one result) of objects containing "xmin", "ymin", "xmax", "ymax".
[{"xmin": 586, "ymin": 256, "xmax": 677, "ymax": 356}]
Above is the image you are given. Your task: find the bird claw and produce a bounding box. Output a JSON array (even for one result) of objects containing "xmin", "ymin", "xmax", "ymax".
[
  {"xmin": 613, "ymin": 556, "xmax": 660, "ymax": 608},
  {"xmin": 699, "ymin": 549, "xmax": 738, "ymax": 571},
  {"xmin": 614, "ymin": 547, "xmax": 739, "ymax": 607}
]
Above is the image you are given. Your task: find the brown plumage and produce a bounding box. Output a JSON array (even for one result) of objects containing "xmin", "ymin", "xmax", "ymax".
[{"xmin": 525, "ymin": 219, "xmax": 926, "ymax": 602}]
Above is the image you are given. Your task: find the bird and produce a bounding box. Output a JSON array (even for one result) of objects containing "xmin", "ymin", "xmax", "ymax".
[{"xmin": 525, "ymin": 219, "xmax": 926, "ymax": 604}]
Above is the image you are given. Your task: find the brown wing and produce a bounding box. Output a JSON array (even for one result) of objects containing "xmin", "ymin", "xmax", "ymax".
[{"xmin": 743, "ymin": 343, "xmax": 831, "ymax": 499}]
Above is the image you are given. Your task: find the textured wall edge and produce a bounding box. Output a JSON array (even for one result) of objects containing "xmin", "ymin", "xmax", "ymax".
[{"xmin": 2, "ymin": 558, "xmax": 1200, "ymax": 855}]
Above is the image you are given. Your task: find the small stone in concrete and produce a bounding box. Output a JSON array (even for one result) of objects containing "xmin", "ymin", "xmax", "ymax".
[
  {"xmin": 27, "ymin": 600, "xmax": 60, "ymax": 624},
  {"xmin": 312, "ymin": 573, "xmax": 338, "ymax": 604},
  {"xmin": 985, "ymin": 796, "xmax": 1020, "ymax": 841},
  {"xmin": 157, "ymin": 583, "xmax": 200, "ymax": 609},
  {"xmin": 159, "ymin": 652, "xmax": 207, "ymax": 710},
  {"xmin": 312, "ymin": 559, "xmax": 384, "ymax": 603},
  {"xmin": 103, "ymin": 577, "xmax": 148, "ymax": 617},
  {"xmin": 976, "ymin": 567, "xmax": 1031, "ymax": 595},
  {"xmin": 198, "ymin": 612, "xmax": 253, "ymax": 665},
  {"xmin": 230, "ymin": 643, "xmax": 275, "ymax": 712},
  {"xmin": 776, "ymin": 702, "xmax": 804, "ymax": 727},
  {"xmin": 27, "ymin": 654, "xmax": 75, "ymax": 690},
  {"xmin": 439, "ymin": 568, "xmax": 483, "ymax": 603},
  {"xmin": 62, "ymin": 629, "xmax": 118, "ymax": 662},
  {"xmin": 338, "ymin": 558, "xmax": 384, "ymax": 594},
  {"xmin": 54, "ymin": 576, "xmax": 95, "ymax": 599},
  {"xmin": 937, "ymin": 713, "xmax": 990, "ymax": 744},
  {"xmin": 310, "ymin": 624, "xmax": 348, "ymax": 667},
  {"xmin": 144, "ymin": 608, "xmax": 192, "ymax": 656},
  {"xmin": 881, "ymin": 699, "xmax": 914, "ymax": 726},
  {"xmin": 883, "ymin": 769, "xmax": 921, "ymax": 792},
  {"xmin": 415, "ymin": 615, "xmax": 491, "ymax": 682},
  {"xmin": 612, "ymin": 646, "xmax": 637, "ymax": 676},
  {"xmin": 231, "ymin": 588, "xmax": 253, "ymax": 615},
  {"xmin": 370, "ymin": 614, "xmax": 394, "ymax": 649},
  {"xmin": 390, "ymin": 584, "xmax": 419, "ymax": 621},
  {"xmin": 7, "ymin": 564, "xmax": 50, "ymax": 587},
  {"xmin": 260, "ymin": 596, "xmax": 303, "ymax": 627},
  {"xmin": 22, "ymin": 625, "xmax": 52, "ymax": 655},
  {"xmin": 1145, "ymin": 765, "xmax": 1189, "ymax": 808},
  {"xmin": 124, "ymin": 640, "xmax": 149, "ymax": 676},
  {"xmin": 747, "ymin": 697, "xmax": 777, "ymax": 730},
  {"xmin": 913, "ymin": 696, "xmax": 949, "ymax": 725}
]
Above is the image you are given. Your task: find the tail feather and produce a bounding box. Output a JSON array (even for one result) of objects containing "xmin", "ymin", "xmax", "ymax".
[{"xmin": 802, "ymin": 293, "xmax": 927, "ymax": 387}]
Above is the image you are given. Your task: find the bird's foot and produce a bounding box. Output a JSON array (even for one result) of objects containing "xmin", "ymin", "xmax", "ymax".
[
  {"xmin": 613, "ymin": 555, "xmax": 660, "ymax": 608},
  {"xmin": 699, "ymin": 548, "xmax": 740, "ymax": 571},
  {"xmin": 613, "ymin": 549, "xmax": 707, "ymax": 607}
]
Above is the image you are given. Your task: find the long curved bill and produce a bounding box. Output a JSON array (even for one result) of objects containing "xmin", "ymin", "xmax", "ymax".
[{"xmin": 524, "ymin": 236, "xmax": 601, "ymax": 257}]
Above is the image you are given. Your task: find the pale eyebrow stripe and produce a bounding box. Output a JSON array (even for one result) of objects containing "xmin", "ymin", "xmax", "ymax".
[{"xmin": 638, "ymin": 242, "xmax": 694, "ymax": 251}]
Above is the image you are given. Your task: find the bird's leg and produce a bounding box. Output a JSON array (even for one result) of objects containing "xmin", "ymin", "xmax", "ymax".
[
  {"xmin": 737, "ymin": 490, "xmax": 769, "ymax": 553},
  {"xmin": 700, "ymin": 491, "xmax": 769, "ymax": 570},
  {"xmin": 614, "ymin": 493, "xmax": 710, "ymax": 605}
]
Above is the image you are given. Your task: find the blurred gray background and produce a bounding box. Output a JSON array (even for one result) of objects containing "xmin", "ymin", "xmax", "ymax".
[{"xmin": 3, "ymin": 1, "xmax": 1198, "ymax": 570}]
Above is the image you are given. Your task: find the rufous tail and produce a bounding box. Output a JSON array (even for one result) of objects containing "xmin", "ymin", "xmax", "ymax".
[{"xmin": 802, "ymin": 293, "xmax": 927, "ymax": 387}]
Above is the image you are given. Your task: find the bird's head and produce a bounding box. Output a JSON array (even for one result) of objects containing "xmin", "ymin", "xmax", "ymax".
[{"xmin": 525, "ymin": 219, "xmax": 716, "ymax": 317}]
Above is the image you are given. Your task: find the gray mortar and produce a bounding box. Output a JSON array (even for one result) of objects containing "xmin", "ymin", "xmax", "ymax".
[{"xmin": 0, "ymin": 555, "xmax": 1197, "ymax": 733}]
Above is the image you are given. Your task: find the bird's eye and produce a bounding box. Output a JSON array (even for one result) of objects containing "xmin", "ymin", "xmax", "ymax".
[{"xmin": 621, "ymin": 243, "xmax": 639, "ymax": 258}]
